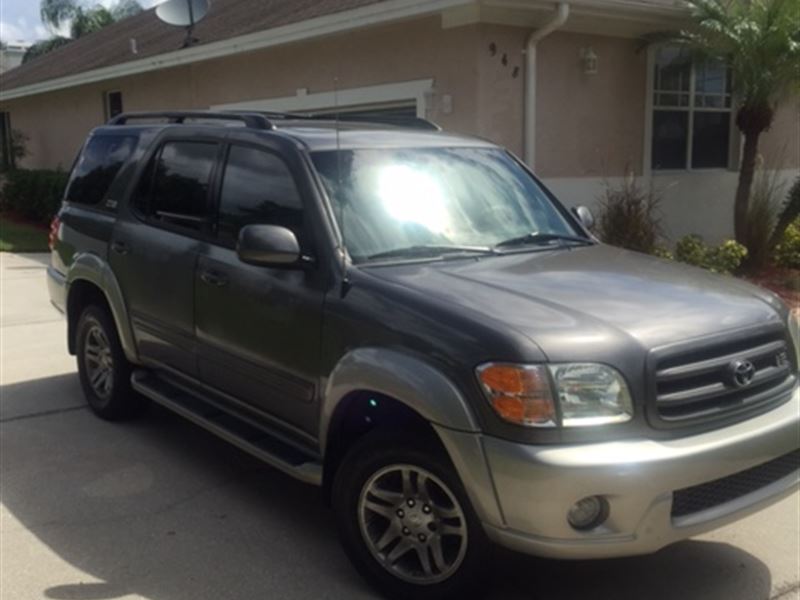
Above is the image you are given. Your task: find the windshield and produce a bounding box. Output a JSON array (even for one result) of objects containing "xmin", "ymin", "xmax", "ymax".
[{"xmin": 311, "ymin": 147, "xmax": 580, "ymax": 263}]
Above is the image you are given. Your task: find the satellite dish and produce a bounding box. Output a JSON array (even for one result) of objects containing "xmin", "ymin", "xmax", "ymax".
[{"xmin": 155, "ymin": 0, "xmax": 210, "ymax": 47}]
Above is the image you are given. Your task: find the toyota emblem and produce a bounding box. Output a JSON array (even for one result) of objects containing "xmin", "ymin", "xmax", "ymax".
[{"xmin": 729, "ymin": 359, "xmax": 756, "ymax": 388}]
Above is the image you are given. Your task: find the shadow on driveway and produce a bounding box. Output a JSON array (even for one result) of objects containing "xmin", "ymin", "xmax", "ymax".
[{"xmin": 0, "ymin": 374, "xmax": 773, "ymax": 600}]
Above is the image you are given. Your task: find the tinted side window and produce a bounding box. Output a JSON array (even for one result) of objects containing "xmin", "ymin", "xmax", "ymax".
[
  {"xmin": 148, "ymin": 142, "xmax": 218, "ymax": 230},
  {"xmin": 66, "ymin": 135, "xmax": 137, "ymax": 207},
  {"xmin": 217, "ymin": 146, "xmax": 303, "ymax": 244}
]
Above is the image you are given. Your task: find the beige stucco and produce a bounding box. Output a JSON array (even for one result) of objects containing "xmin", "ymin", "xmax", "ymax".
[{"xmin": 535, "ymin": 31, "xmax": 648, "ymax": 178}]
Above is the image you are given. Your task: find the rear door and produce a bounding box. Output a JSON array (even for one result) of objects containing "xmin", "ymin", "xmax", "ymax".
[
  {"xmin": 194, "ymin": 141, "xmax": 326, "ymax": 434},
  {"xmin": 110, "ymin": 137, "xmax": 221, "ymax": 376}
]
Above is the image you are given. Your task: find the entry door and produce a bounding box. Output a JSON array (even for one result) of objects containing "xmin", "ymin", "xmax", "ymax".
[
  {"xmin": 111, "ymin": 140, "xmax": 219, "ymax": 376},
  {"xmin": 194, "ymin": 144, "xmax": 325, "ymax": 433}
]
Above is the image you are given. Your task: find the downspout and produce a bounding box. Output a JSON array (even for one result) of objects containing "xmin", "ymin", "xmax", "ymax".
[{"xmin": 524, "ymin": 2, "xmax": 570, "ymax": 168}]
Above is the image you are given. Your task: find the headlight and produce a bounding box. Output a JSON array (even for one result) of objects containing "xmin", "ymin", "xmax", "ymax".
[
  {"xmin": 548, "ymin": 363, "xmax": 633, "ymax": 426},
  {"xmin": 476, "ymin": 362, "xmax": 632, "ymax": 428}
]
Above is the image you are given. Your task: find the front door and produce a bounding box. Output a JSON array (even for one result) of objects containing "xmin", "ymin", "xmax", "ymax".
[{"xmin": 194, "ymin": 143, "xmax": 325, "ymax": 434}]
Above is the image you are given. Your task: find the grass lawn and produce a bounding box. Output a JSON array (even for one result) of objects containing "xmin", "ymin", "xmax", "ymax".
[{"xmin": 0, "ymin": 215, "xmax": 49, "ymax": 252}]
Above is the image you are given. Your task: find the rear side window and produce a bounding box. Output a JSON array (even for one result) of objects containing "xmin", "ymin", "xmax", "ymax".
[
  {"xmin": 216, "ymin": 146, "xmax": 303, "ymax": 244},
  {"xmin": 66, "ymin": 135, "xmax": 137, "ymax": 207},
  {"xmin": 138, "ymin": 141, "xmax": 218, "ymax": 231}
]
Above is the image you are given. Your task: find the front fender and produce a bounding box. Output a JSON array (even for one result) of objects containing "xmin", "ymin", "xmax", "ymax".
[
  {"xmin": 320, "ymin": 347, "xmax": 480, "ymax": 452},
  {"xmin": 321, "ymin": 347, "xmax": 505, "ymax": 528},
  {"xmin": 66, "ymin": 252, "xmax": 138, "ymax": 363}
]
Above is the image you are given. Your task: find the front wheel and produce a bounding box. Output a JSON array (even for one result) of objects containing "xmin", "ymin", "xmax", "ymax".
[{"xmin": 333, "ymin": 432, "xmax": 490, "ymax": 600}]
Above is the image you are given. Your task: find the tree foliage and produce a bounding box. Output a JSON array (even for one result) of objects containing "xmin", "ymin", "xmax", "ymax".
[{"xmin": 25, "ymin": 0, "xmax": 143, "ymax": 63}]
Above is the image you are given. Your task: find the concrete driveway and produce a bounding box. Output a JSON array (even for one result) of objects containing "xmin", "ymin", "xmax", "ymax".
[{"xmin": 1, "ymin": 251, "xmax": 798, "ymax": 600}]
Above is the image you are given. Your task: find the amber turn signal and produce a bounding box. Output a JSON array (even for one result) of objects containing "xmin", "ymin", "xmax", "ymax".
[{"xmin": 476, "ymin": 364, "xmax": 556, "ymax": 427}]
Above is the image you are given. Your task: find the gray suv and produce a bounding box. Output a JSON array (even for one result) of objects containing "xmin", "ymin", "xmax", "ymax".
[{"xmin": 48, "ymin": 110, "xmax": 800, "ymax": 600}]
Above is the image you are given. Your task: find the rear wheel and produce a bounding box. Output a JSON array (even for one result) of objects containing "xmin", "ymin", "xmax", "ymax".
[
  {"xmin": 333, "ymin": 432, "xmax": 490, "ymax": 600},
  {"xmin": 76, "ymin": 304, "xmax": 147, "ymax": 420}
]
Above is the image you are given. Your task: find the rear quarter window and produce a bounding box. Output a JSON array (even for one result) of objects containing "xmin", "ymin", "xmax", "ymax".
[{"xmin": 66, "ymin": 135, "xmax": 137, "ymax": 208}]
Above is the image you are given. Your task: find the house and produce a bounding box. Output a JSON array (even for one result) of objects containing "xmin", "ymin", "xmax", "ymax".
[{"xmin": 0, "ymin": 0, "xmax": 797, "ymax": 242}]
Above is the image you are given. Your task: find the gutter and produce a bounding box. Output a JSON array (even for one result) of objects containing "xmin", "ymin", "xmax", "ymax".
[{"xmin": 524, "ymin": 2, "xmax": 569, "ymax": 167}]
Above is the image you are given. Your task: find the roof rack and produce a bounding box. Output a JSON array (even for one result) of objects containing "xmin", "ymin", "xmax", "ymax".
[
  {"xmin": 108, "ymin": 111, "xmax": 274, "ymax": 129},
  {"xmin": 224, "ymin": 110, "xmax": 442, "ymax": 131},
  {"xmin": 108, "ymin": 109, "xmax": 442, "ymax": 132},
  {"xmin": 313, "ymin": 114, "xmax": 442, "ymax": 131}
]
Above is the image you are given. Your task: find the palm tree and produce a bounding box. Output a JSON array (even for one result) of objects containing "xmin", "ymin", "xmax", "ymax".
[{"xmin": 660, "ymin": 0, "xmax": 799, "ymax": 245}]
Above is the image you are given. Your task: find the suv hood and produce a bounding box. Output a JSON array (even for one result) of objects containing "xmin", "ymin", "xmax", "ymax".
[{"xmin": 366, "ymin": 244, "xmax": 785, "ymax": 360}]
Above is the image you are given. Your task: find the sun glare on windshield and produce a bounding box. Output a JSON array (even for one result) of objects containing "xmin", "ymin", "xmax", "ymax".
[{"xmin": 377, "ymin": 164, "xmax": 449, "ymax": 235}]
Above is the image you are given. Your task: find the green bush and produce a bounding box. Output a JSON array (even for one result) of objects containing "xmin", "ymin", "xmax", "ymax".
[
  {"xmin": 774, "ymin": 218, "xmax": 800, "ymax": 269},
  {"xmin": 596, "ymin": 176, "xmax": 663, "ymax": 254},
  {"xmin": 0, "ymin": 169, "xmax": 69, "ymax": 223},
  {"xmin": 674, "ymin": 235, "xmax": 748, "ymax": 274}
]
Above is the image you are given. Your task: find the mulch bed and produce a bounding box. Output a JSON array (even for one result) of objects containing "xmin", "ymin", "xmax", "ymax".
[{"xmin": 742, "ymin": 265, "xmax": 800, "ymax": 313}]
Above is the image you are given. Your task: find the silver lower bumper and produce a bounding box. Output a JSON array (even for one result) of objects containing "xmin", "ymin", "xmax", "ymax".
[{"xmin": 439, "ymin": 386, "xmax": 800, "ymax": 560}]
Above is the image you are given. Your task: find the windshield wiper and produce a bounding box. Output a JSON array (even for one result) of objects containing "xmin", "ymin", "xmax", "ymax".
[
  {"xmin": 366, "ymin": 244, "xmax": 496, "ymax": 261},
  {"xmin": 494, "ymin": 232, "xmax": 594, "ymax": 250}
]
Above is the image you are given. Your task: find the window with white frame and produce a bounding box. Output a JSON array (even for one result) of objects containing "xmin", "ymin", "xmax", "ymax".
[{"xmin": 651, "ymin": 46, "xmax": 734, "ymax": 170}]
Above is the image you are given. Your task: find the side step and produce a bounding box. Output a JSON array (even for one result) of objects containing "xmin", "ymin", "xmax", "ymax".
[{"xmin": 131, "ymin": 370, "xmax": 322, "ymax": 486}]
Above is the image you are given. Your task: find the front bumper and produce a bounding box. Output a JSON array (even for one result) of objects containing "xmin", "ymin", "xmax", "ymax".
[{"xmin": 444, "ymin": 385, "xmax": 800, "ymax": 560}]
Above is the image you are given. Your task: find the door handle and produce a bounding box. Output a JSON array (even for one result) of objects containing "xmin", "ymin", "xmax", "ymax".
[
  {"xmin": 200, "ymin": 269, "xmax": 229, "ymax": 287},
  {"xmin": 110, "ymin": 240, "xmax": 129, "ymax": 255}
]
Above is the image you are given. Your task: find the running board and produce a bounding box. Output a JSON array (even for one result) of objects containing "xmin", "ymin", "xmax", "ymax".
[{"xmin": 131, "ymin": 370, "xmax": 322, "ymax": 486}]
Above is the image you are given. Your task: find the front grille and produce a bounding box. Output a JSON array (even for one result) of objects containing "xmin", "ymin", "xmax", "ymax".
[
  {"xmin": 671, "ymin": 449, "xmax": 800, "ymax": 518},
  {"xmin": 652, "ymin": 330, "xmax": 796, "ymax": 426}
]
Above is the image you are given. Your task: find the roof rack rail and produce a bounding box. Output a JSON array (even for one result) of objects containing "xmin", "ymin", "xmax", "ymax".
[
  {"xmin": 317, "ymin": 114, "xmax": 442, "ymax": 131},
  {"xmin": 108, "ymin": 111, "xmax": 274, "ymax": 130},
  {"xmin": 223, "ymin": 110, "xmax": 441, "ymax": 131}
]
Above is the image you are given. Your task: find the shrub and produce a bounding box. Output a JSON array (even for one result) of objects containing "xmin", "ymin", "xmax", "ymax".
[
  {"xmin": 774, "ymin": 217, "xmax": 800, "ymax": 269},
  {"xmin": 744, "ymin": 166, "xmax": 783, "ymax": 268},
  {"xmin": 596, "ymin": 175, "xmax": 663, "ymax": 254},
  {"xmin": 770, "ymin": 177, "xmax": 800, "ymax": 251},
  {"xmin": 0, "ymin": 169, "xmax": 69, "ymax": 223},
  {"xmin": 674, "ymin": 235, "xmax": 748, "ymax": 274}
]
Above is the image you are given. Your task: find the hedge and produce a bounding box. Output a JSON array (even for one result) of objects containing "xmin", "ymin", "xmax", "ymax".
[{"xmin": 1, "ymin": 169, "xmax": 70, "ymax": 224}]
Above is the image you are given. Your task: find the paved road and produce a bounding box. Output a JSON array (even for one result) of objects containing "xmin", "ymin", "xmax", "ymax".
[{"xmin": 1, "ymin": 251, "xmax": 798, "ymax": 600}]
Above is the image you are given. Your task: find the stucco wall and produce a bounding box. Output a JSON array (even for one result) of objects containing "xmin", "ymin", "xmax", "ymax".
[{"xmin": 535, "ymin": 31, "xmax": 648, "ymax": 178}]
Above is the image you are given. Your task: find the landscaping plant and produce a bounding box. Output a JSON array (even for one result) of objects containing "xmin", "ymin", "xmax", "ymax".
[
  {"xmin": 1, "ymin": 169, "xmax": 69, "ymax": 223},
  {"xmin": 674, "ymin": 235, "xmax": 749, "ymax": 274},
  {"xmin": 596, "ymin": 175, "xmax": 664, "ymax": 254},
  {"xmin": 774, "ymin": 218, "xmax": 800, "ymax": 269}
]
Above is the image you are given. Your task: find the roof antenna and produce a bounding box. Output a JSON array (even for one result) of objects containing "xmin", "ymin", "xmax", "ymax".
[{"xmin": 334, "ymin": 75, "xmax": 351, "ymax": 297}]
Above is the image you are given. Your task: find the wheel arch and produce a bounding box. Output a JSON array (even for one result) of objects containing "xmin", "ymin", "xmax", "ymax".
[
  {"xmin": 66, "ymin": 253, "xmax": 138, "ymax": 363},
  {"xmin": 319, "ymin": 349, "xmax": 504, "ymax": 527}
]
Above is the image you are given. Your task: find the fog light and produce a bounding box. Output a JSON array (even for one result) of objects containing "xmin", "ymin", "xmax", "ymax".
[{"xmin": 567, "ymin": 496, "xmax": 608, "ymax": 530}]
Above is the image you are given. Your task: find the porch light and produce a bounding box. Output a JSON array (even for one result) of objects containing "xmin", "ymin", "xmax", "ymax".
[{"xmin": 581, "ymin": 47, "xmax": 598, "ymax": 75}]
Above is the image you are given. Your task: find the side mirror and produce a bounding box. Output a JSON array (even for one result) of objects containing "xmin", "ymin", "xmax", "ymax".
[
  {"xmin": 237, "ymin": 225, "xmax": 303, "ymax": 267},
  {"xmin": 573, "ymin": 205, "xmax": 595, "ymax": 231}
]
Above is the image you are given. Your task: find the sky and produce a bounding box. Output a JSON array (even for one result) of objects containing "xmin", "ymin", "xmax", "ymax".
[{"xmin": 0, "ymin": 0, "xmax": 160, "ymax": 44}]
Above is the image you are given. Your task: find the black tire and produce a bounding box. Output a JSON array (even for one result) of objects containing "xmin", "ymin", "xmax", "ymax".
[
  {"xmin": 333, "ymin": 430, "xmax": 491, "ymax": 600},
  {"xmin": 76, "ymin": 304, "xmax": 147, "ymax": 421}
]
